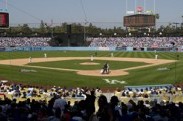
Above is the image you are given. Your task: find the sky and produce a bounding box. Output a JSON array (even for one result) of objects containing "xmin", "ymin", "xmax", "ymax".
[{"xmin": 1, "ymin": 0, "xmax": 183, "ymax": 27}]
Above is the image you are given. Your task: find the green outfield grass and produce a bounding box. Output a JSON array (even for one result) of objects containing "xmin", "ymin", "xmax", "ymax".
[{"xmin": 0, "ymin": 51, "xmax": 182, "ymax": 88}]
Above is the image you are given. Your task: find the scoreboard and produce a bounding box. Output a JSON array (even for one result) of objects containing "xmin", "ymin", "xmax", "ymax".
[
  {"xmin": 124, "ymin": 14, "xmax": 155, "ymax": 27},
  {"xmin": 0, "ymin": 12, "xmax": 9, "ymax": 28}
]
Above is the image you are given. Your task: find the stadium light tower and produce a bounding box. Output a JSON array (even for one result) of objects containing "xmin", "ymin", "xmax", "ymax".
[
  {"xmin": 84, "ymin": 23, "xmax": 86, "ymax": 44},
  {"xmin": 172, "ymin": 22, "xmax": 179, "ymax": 29},
  {"xmin": 44, "ymin": 20, "xmax": 53, "ymax": 38},
  {"xmin": 83, "ymin": 20, "xmax": 88, "ymax": 45},
  {"xmin": 172, "ymin": 22, "xmax": 180, "ymax": 37}
]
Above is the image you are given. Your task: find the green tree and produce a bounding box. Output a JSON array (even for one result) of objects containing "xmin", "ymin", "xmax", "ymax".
[
  {"xmin": 39, "ymin": 20, "xmax": 46, "ymax": 35},
  {"xmin": 21, "ymin": 24, "xmax": 32, "ymax": 36}
]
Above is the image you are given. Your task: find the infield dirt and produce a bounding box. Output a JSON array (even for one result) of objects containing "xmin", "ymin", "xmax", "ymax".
[{"xmin": 0, "ymin": 57, "xmax": 175, "ymax": 77}]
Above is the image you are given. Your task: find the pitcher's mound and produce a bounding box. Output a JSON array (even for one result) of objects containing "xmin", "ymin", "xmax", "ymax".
[{"xmin": 77, "ymin": 70, "xmax": 129, "ymax": 77}]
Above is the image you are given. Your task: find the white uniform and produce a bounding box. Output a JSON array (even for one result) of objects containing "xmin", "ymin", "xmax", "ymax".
[
  {"xmin": 44, "ymin": 53, "xmax": 47, "ymax": 58},
  {"xmin": 111, "ymin": 53, "xmax": 113, "ymax": 57},
  {"xmin": 91, "ymin": 55, "xmax": 94, "ymax": 61},
  {"xmin": 29, "ymin": 57, "xmax": 32, "ymax": 63},
  {"xmin": 155, "ymin": 54, "xmax": 158, "ymax": 60}
]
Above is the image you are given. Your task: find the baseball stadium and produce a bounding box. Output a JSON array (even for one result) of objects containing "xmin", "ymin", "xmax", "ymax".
[
  {"xmin": 0, "ymin": 0, "xmax": 183, "ymax": 121},
  {"xmin": 0, "ymin": 50, "xmax": 181, "ymax": 88}
]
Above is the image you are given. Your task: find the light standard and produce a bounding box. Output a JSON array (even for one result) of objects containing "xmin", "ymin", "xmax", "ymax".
[
  {"xmin": 84, "ymin": 24, "xmax": 86, "ymax": 45},
  {"xmin": 83, "ymin": 21, "xmax": 87, "ymax": 44},
  {"xmin": 44, "ymin": 20, "xmax": 53, "ymax": 38},
  {"xmin": 172, "ymin": 22, "xmax": 179, "ymax": 29},
  {"xmin": 172, "ymin": 22, "xmax": 180, "ymax": 36},
  {"xmin": 83, "ymin": 21, "xmax": 88, "ymax": 45}
]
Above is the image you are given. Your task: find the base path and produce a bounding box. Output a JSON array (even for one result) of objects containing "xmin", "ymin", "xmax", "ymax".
[{"xmin": 0, "ymin": 57, "xmax": 176, "ymax": 77}]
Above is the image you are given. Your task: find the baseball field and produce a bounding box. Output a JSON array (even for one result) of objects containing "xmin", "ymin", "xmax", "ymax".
[{"xmin": 0, "ymin": 50, "xmax": 182, "ymax": 89}]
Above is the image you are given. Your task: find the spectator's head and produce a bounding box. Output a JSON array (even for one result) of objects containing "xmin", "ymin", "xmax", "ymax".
[
  {"xmin": 98, "ymin": 95, "xmax": 108, "ymax": 108},
  {"xmin": 110, "ymin": 96, "xmax": 119, "ymax": 106}
]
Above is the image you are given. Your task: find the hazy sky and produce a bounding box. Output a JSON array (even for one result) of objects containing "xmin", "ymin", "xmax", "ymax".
[{"xmin": 1, "ymin": 0, "xmax": 183, "ymax": 26}]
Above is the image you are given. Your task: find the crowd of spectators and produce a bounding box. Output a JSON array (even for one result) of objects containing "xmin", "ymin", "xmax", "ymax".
[
  {"xmin": 0, "ymin": 81, "xmax": 183, "ymax": 121},
  {"xmin": 115, "ymin": 85, "xmax": 183, "ymax": 104},
  {"xmin": 88, "ymin": 37, "xmax": 183, "ymax": 48},
  {"xmin": 0, "ymin": 82, "xmax": 101, "ymax": 121},
  {"xmin": 1, "ymin": 36, "xmax": 183, "ymax": 48},
  {"xmin": 0, "ymin": 37, "xmax": 51, "ymax": 47}
]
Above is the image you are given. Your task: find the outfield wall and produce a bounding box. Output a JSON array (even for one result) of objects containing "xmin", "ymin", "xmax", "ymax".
[
  {"xmin": 4, "ymin": 46, "xmax": 115, "ymax": 51},
  {"xmin": 2, "ymin": 46, "xmax": 182, "ymax": 52}
]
